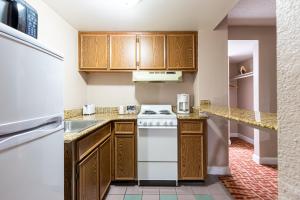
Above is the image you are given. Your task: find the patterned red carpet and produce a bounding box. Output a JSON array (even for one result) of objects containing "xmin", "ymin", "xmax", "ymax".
[{"xmin": 219, "ymin": 138, "xmax": 278, "ymax": 200}]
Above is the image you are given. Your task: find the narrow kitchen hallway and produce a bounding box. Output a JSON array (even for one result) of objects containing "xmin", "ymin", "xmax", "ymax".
[{"xmin": 220, "ymin": 138, "xmax": 278, "ymax": 199}]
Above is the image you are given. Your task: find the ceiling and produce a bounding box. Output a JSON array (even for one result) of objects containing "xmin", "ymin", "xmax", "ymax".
[
  {"xmin": 228, "ymin": 40, "xmax": 257, "ymax": 63},
  {"xmin": 228, "ymin": 0, "xmax": 276, "ymax": 26},
  {"xmin": 41, "ymin": 0, "xmax": 238, "ymax": 31}
]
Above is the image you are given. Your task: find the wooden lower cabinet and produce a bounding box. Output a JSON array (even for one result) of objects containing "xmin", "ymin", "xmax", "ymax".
[
  {"xmin": 99, "ymin": 137, "xmax": 111, "ymax": 200},
  {"xmin": 180, "ymin": 135, "xmax": 204, "ymax": 179},
  {"xmin": 78, "ymin": 149, "xmax": 99, "ymax": 200},
  {"xmin": 114, "ymin": 134, "xmax": 136, "ymax": 180},
  {"xmin": 179, "ymin": 120, "xmax": 206, "ymax": 180}
]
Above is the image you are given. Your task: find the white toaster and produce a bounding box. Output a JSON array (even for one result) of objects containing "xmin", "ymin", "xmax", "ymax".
[{"xmin": 83, "ymin": 104, "xmax": 96, "ymax": 115}]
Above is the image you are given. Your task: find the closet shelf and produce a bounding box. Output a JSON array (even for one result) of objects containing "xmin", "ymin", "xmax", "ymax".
[{"xmin": 230, "ymin": 72, "xmax": 253, "ymax": 81}]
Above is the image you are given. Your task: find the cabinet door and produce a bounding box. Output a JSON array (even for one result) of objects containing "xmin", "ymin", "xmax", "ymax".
[
  {"xmin": 167, "ymin": 34, "xmax": 195, "ymax": 69},
  {"xmin": 114, "ymin": 135, "xmax": 135, "ymax": 180},
  {"xmin": 180, "ymin": 135, "xmax": 204, "ymax": 180},
  {"xmin": 78, "ymin": 149, "xmax": 99, "ymax": 200},
  {"xmin": 110, "ymin": 35, "xmax": 137, "ymax": 70},
  {"xmin": 138, "ymin": 34, "xmax": 165, "ymax": 69},
  {"xmin": 79, "ymin": 33, "xmax": 108, "ymax": 70},
  {"xmin": 99, "ymin": 137, "xmax": 111, "ymax": 200}
]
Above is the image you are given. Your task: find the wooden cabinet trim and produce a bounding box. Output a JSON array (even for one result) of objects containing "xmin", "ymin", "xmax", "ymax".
[
  {"xmin": 79, "ymin": 33, "xmax": 109, "ymax": 70},
  {"xmin": 179, "ymin": 120, "xmax": 203, "ymax": 134},
  {"xmin": 114, "ymin": 134, "xmax": 136, "ymax": 180},
  {"xmin": 76, "ymin": 124, "xmax": 111, "ymax": 161},
  {"xmin": 109, "ymin": 34, "xmax": 137, "ymax": 70},
  {"xmin": 178, "ymin": 119, "xmax": 207, "ymax": 181},
  {"xmin": 99, "ymin": 137, "xmax": 112, "ymax": 200},
  {"xmin": 179, "ymin": 134, "xmax": 204, "ymax": 180},
  {"xmin": 78, "ymin": 31, "xmax": 197, "ymax": 72},
  {"xmin": 167, "ymin": 33, "xmax": 196, "ymax": 70},
  {"xmin": 137, "ymin": 34, "xmax": 166, "ymax": 70},
  {"xmin": 114, "ymin": 121, "xmax": 135, "ymax": 135},
  {"xmin": 77, "ymin": 148, "xmax": 100, "ymax": 200}
]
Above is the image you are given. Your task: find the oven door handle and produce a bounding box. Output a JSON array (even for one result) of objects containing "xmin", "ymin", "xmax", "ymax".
[{"xmin": 138, "ymin": 126, "xmax": 177, "ymax": 129}]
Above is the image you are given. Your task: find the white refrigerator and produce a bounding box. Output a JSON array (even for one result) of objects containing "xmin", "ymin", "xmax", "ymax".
[{"xmin": 0, "ymin": 23, "xmax": 64, "ymax": 200}]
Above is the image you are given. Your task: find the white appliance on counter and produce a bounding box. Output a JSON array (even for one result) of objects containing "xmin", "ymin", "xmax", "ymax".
[
  {"xmin": 137, "ymin": 105, "xmax": 178, "ymax": 185},
  {"xmin": 177, "ymin": 94, "xmax": 190, "ymax": 114},
  {"xmin": 83, "ymin": 104, "xmax": 96, "ymax": 115},
  {"xmin": 0, "ymin": 23, "xmax": 64, "ymax": 200}
]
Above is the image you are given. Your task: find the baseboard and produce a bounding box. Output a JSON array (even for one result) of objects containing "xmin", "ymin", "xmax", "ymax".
[
  {"xmin": 230, "ymin": 132, "xmax": 239, "ymax": 137},
  {"xmin": 207, "ymin": 166, "xmax": 231, "ymax": 175},
  {"xmin": 252, "ymin": 154, "xmax": 278, "ymax": 165},
  {"xmin": 238, "ymin": 134, "xmax": 254, "ymax": 144}
]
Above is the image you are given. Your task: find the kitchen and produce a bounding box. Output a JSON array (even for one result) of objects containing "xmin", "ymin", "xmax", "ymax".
[{"xmin": 0, "ymin": 0, "xmax": 299, "ymax": 200}]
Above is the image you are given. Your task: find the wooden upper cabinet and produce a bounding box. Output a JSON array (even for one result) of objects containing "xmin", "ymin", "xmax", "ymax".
[
  {"xmin": 78, "ymin": 32, "xmax": 197, "ymax": 72},
  {"xmin": 138, "ymin": 34, "xmax": 165, "ymax": 69},
  {"xmin": 167, "ymin": 34, "xmax": 196, "ymax": 69},
  {"xmin": 79, "ymin": 33, "xmax": 108, "ymax": 70},
  {"xmin": 110, "ymin": 34, "xmax": 137, "ymax": 70}
]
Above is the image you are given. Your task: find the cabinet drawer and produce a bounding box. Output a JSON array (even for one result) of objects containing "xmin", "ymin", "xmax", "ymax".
[
  {"xmin": 114, "ymin": 121, "xmax": 135, "ymax": 135},
  {"xmin": 180, "ymin": 121, "xmax": 203, "ymax": 134},
  {"xmin": 77, "ymin": 124, "xmax": 111, "ymax": 161}
]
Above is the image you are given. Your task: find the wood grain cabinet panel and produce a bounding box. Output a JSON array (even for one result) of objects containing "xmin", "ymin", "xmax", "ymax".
[
  {"xmin": 99, "ymin": 137, "xmax": 111, "ymax": 200},
  {"xmin": 114, "ymin": 135, "xmax": 135, "ymax": 180},
  {"xmin": 79, "ymin": 33, "xmax": 108, "ymax": 70},
  {"xmin": 179, "ymin": 119, "xmax": 206, "ymax": 180},
  {"xmin": 77, "ymin": 124, "xmax": 111, "ymax": 161},
  {"xmin": 180, "ymin": 135, "xmax": 204, "ymax": 180},
  {"xmin": 180, "ymin": 121, "xmax": 203, "ymax": 134},
  {"xmin": 110, "ymin": 34, "xmax": 137, "ymax": 70},
  {"xmin": 114, "ymin": 122, "xmax": 135, "ymax": 135},
  {"xmin": 78, "ymin": 149, "xmax": 99, "ymax": 200},
  {"xmin": 138, "ymin": 34, "xmax": 165, "ymax": 69},
  {"xmin": 167, "ymin": 34, "xmax": 195, "ymax": 69}
]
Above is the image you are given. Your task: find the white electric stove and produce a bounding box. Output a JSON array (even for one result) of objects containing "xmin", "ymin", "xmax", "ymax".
[{"xmin": 137, "ymin": 105, "xmax": 178, "ymax": 186}]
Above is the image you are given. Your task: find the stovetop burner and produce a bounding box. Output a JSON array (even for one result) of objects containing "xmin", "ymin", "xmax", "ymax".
[
  {"xmin": 143, "ymin": 110, "xmax": 157, "ymax": 115},
  {"xmin": 159, "ymin": 110, "xmax": 171, "ymax": 115}
]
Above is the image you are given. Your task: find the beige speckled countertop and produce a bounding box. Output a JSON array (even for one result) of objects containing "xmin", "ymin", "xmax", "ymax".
[
  {"xmin": 177, "ymin": 112, "xmax": 208, "ymax": 120},
  {"xmin": 64, "ymin": 112, "xmax": 208, "ymax": 143},
  {"xmin": 198, "ymin": 104, "xmax": 278, "ymax": 131},
  {"xmin": 64, "ymin": 113, "xmax": 137, "ymax": 143}
]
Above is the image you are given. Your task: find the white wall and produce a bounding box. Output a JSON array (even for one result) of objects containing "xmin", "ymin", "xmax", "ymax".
[
  {"xmin": 86, "ymin": 72, "xmax": 195, "ymax": 106},
  {"xmin": 277, "ymin": 0, "xmax": 300, "ymax": 198},
  {"xmin": 228, "ymin": 26, "xmax": 277, "ymax": 113},
  {"xmin": 194, "ymin": 24, "xmax": 229, "ymax": 169},
  {"xmin": 195, "ymin": 30, "xmax": 229, "ymax": 106},
  {"xmin": 27, "ymin": 0, "xmax": 87, "ymax": 109}
]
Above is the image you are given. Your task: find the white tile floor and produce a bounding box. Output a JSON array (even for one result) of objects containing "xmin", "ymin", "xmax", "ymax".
[{"xmin": 106, "ymin": 183, "xmax": 233, "ymax": 200}]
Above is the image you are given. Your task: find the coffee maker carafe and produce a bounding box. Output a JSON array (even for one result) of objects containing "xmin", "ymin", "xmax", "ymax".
[{"xmin": 177, "ymin": 94, "xmax": 190, "ymax": 114}]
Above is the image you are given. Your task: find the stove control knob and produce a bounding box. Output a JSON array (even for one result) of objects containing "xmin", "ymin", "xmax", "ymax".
[
  {"xmin": 169, "ymin": 121, "xmax": 173, "ymax": 126},
  {"xmin": 149, "ymin": 121, "xmax": 153, "ymax": 126},
  {"xmin": 143, "ymin": 121, "xmax": 147, "ymax": 126},
  {"xmin": 164, "ymin": 121, "xmax": 168, "ymax": 126},
  {"xmin": 156, "ymin": 121, "xmax": 160, "ymax": 126}
]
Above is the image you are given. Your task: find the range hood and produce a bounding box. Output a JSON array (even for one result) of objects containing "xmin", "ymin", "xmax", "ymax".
[{"xmin": 132, "ymin": 71, "xmax": 183, "ymax": 82}]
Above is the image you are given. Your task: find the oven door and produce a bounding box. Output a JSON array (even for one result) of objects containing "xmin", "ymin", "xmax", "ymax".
[
  {"xmin": 137, "ymin": 126, "xmax": 178, "ymax": 181},
  {"xmin": 138, "ymin": 126, "xmax": 178, "ymax": 162}
]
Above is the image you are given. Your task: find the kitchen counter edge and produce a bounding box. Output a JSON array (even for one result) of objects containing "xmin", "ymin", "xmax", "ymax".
[{"xmin": 64, "ymin": 113, "xmax": 208, "ymax": 143}]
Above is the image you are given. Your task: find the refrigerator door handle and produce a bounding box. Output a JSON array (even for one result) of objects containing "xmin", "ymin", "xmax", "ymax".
[
  {"xmin": 0, "ymin": 114, "xmax": 63, "ymax": 136},
  {"xmin": 0, "ymin": 117, "xmax": 64, "ymax": 152}
]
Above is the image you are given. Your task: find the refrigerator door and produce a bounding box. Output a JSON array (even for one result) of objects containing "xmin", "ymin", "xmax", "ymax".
[
  {"xmin": 0, "ymin": 127, "xmax": 64, "ymax": 200},
  {"xmin": 0, "ymin": 22, "xmax": 63, "ymax": 136},
  {"xmin": 0, "ymin": 23, "xmax": 64, "ymax": 199}
]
